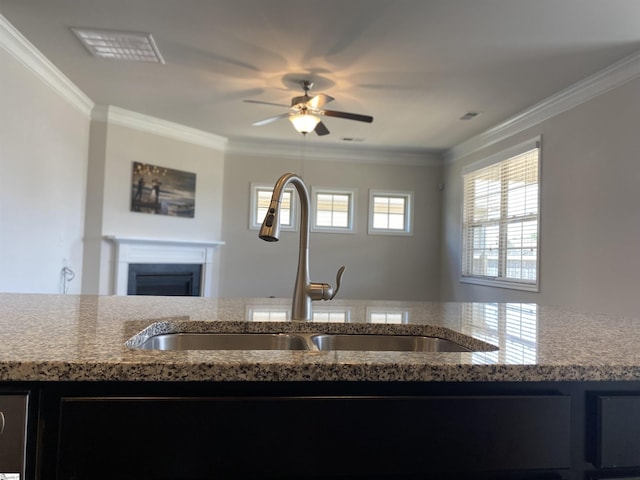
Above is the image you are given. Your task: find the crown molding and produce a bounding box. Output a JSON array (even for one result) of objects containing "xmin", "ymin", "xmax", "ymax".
[
  {"xmin": 92, "ymin": 105, "xmax": 228, "ymax": 151},
  {"xmin": 228, "ymin": 138, "xmax": 442, "ymax": 167},
  {"xmin": 445, "ymin": 48, "xmax": 640, "ymax": 164},
  {"xmin": 0, "ymin": 14, "xmax": 94, "ymax": 116}
]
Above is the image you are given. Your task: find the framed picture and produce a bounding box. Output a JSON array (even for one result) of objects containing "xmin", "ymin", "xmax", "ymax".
[{"xmin": 131, "ymin": 162, "xmax": 196, "ymax": 218}]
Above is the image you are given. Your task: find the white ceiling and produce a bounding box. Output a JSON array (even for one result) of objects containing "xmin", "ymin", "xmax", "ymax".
[{"xmin": 3, "ymin": 0, "xmax": 640, "ymax": 154}]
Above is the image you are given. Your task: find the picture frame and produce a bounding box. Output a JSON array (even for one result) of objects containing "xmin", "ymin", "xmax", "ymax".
[{"xmin": 131, "ymin": 162, "xmax": 196, "ymax": 218}]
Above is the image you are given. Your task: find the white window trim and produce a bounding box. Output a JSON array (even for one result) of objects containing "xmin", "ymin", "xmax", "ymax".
[
  {"xmin": 460, "ymin": 136, "xmax": 541, "ymax": 292},
  {"xmin": 249, "ymin": 183, "xmax": 298, "ymax": 231},
  {"xmin": 311, "ymin": 187, "xmax": 357, "ymax": 234},
  {"xmin": 368, "ymin": 190, "xmax": 414, "ymax": 236}
]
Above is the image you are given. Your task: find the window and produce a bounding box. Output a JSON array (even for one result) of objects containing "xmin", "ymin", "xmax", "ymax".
[
  {"xmin": 311, "ymin": 187, "xmax": 356, "ymax": 233},
  {"xmin": 368, "ymin": 190, "xmax": 413, "ymax": 235},
  {"xmin": 312, "ymin": 308, "xmax": 351, "ymax": 322},
  {"xmin": 248, "ymin": 309, "xmax": 289, "ymax": 322},
  {"xmin": 367, "ymin": 308, "xmax": 408, "ymax": 324},
  {"xmin": 461, "ymin": 138, "xmax": 540, "ymax": 291},
  {"xmin": 249, "ymin": 183, "xmax": 297, "ymax": 231}
]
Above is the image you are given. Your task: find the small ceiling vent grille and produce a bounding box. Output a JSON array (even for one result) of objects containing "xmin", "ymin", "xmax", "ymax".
[
  {"xmin": 71, "ymin": 27, "xmax": 165, "ymax": 64},
  {"xmin": 459, "ymin": 112, "xmax": 481, "ymax": 120}
]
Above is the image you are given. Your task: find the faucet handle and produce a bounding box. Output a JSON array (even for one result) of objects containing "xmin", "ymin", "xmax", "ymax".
[
  {"xmin": 330, "ymin": 265, "xmax": 346, "ymax": 300},
  {"xmin": 308, "ymin": 265, "xmax": 346, "ymax": 301}
]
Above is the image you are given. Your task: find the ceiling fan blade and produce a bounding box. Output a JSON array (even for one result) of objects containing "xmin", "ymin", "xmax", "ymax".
[
  {"xmin": 252, "ymin": 113, "xmax": 291, "ymax": 126},
  {"xmin": 244, "ymin": 99, "xmax": 291, "ymax": 108},
  {"xmin": 314, "ymin": 121, "xmax": 330, "ymax": 136},
  {"xmin": 307, "ymin": 93, "xmax": 335, "ymax": 109},
  {"xmin": 322, "ymin": 109, "xmax": 373, "ymax": 123}
]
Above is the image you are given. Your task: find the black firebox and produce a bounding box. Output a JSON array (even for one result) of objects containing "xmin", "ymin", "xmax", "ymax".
[{"xmin": 127, "ymin": 263, "xmax": 202, "ymax": 296}]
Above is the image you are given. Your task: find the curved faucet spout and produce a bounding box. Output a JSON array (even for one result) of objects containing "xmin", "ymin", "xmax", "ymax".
[
  {"xmin": 259, "ymin": 173, "xmax": 344, "ymax": 320},
  {"xmin": 259, "ymin": 173, "xmax": 308, "ymax": 246}
]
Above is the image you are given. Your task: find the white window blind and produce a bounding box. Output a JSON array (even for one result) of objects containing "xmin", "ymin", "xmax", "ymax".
[{"xmin": 461, "ymin": 140, "xmax": 540, "ymax": 290}]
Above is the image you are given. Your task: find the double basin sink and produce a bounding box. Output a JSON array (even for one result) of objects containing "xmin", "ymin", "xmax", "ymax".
[{"xmin": 135, "ymin": 332, "xmax": 472, "ymax": 353}]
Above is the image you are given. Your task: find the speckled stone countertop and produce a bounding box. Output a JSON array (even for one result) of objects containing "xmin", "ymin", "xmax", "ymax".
[{"xmin": 2, "ymin": 293, "xmax": 640, "ymax": 382}]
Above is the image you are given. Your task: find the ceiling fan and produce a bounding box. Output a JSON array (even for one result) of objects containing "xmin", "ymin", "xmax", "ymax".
[{"xmin": 244, "ymin": 80, "xmax": 373, "ymax": 136}]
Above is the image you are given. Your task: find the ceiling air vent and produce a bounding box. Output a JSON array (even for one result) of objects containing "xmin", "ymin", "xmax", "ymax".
[
  {"xmin": 71, "ymin": 27, "xmax": 165, "ymax": 64},
  {"xmin": 459, "ymin": 112, "xmax": 481, "ymax": 120}
]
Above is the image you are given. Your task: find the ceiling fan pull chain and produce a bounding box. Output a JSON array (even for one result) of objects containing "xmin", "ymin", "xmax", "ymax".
[{"xmin": 300, "ymin": 134, "xmax": 306, "ymax": 178}]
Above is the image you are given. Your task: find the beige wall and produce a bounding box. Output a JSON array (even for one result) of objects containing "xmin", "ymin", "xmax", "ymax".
[
  {"xmin": 100, "ymin": 123, "xmax": 224, "ymax": 241},
  {"xmin": 0, "ymin": 47, "xmax": 89, "ymax": 294},
  {"xmin": 441, "ymin": 75, "xmax": 640, "ymax": 317},
  {"xmin": 220, "ymin": 150, "xmax": 443, "ymax": 301}
]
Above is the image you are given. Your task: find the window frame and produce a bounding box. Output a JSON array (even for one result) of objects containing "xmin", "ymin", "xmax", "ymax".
[
  {"xmin": 460, "ymin": 137, "xmax": 541, "ymax": 292},
  {"xmin": 367, "ymin": 190, "xmax": 414, "ymax": 236},
  {"xmin": 249, "ymin": 183, "xmax": 298, "ymax": 231},
  {"xmin": 311, "ymin": 187, "xmax": 357, "ymax": 234}
]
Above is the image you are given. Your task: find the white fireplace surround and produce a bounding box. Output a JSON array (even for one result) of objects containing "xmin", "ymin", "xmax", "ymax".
[{"xmin": 106, "ymin": 236, "xmax": 224, "ymax": 296}]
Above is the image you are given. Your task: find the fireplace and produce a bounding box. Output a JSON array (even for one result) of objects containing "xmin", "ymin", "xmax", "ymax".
[
  {"xmin": 127, "ymin": 263, "xmax": 202, "ymax": 296},
  {"xmin": 106, "ymin": 236, "xmax": 225, "ymax": 296}
]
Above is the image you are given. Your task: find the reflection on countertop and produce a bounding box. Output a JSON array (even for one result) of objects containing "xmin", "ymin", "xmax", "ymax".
[{"xmin": 0, "ymin": 293, "xmax": 638, "ymax": 383}]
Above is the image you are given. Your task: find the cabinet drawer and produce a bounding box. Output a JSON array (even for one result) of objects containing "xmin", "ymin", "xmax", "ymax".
[
  {"xmin": 596, "ymin": 396, "xmax": 640, "ymax": 468},
  {"xmin": 57, "ymin": 394, "xmax": 570, "ymax": 479}
]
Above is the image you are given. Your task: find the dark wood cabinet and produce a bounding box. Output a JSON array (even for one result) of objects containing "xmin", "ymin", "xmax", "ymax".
[
  {"xmin": 593, "ymin": 395, "xmax": 640, "ymax": 469},
  {"xmin": 13, "ymin": 380, "xmax": 640, "ymax": 479},
  {"xmin": 55, "ymin": 394, "xmax": 571, "ymax": 479},
  {"xmin": 0, "ymin": 394, "xmax": 28, "ymax": 476}
]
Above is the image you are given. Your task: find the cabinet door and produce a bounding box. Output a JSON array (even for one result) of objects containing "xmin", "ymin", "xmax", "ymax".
[
  {"xmin": 0, "ymin": 395, "xmax": 28, "ymax": 476},
  {"xmin": 57, "ymin": 395, "xmax": 570, "ymax": 479},
  {"xmin": 595, "ymin": 395, "xmax": 640, "ymax": 468}
]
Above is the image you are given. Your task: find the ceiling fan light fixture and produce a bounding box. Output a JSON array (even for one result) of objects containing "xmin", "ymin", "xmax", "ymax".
[{"xmin": 289, "ymin": 113, "xmax": 321, "ymax": 134}]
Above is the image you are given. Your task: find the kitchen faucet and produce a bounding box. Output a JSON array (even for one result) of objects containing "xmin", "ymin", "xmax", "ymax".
[{"xmin": 259, "ymin": 172, "xmax": 345, "ymax": 320}]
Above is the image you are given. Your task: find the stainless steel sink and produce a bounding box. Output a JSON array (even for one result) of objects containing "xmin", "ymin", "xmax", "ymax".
[
  {"xmin": 136, "ymin": 333, "xmax": 310, "ymax": 351},
  {"xmin": 132, "ymin": 331, "xmax": 473, "ymax": 352},
  {"xmin": 310, "ymin": 334, "xmax": 471, "ymax": 352}
]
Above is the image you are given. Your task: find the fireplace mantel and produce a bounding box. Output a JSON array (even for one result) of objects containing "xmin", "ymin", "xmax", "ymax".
[{"xmin": 105, "ymin": 236, "xmax": 225, "ymax": 296}]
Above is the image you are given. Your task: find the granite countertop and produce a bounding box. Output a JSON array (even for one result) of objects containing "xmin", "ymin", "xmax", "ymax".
[{"xmin": 1, "ymin": 293, "xmax": 640, "ymax": 382}]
